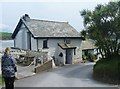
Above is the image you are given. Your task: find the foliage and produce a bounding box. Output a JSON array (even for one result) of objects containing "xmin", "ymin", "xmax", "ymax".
[
  {"xmin": 82, "ymin": 55, "xmax": 87, "ymax": 63},
  {"xmin": 80, "ymin": 30, "xmax": 87, "ymax": 38},
  {"xmin": 82, "ymin": 55, "xmax": 85, "ymax": 60},
  {"xmin": 81, "ymin": 1, "xmax": 120, "ymax": 58},
  {"xmin": 87, "ymin": 53, "xmax": 96, "ymax": 62},
  {"xmin": 0, "ymin": 32, "xmax": 12, "ymax": 40},
  {"xmin": 93, "ymin": 56, "xmax": 120, "ymax": 84},
  {"xmin": 84, "ymin": 49, "xmax": 96, "ymax": 61},
  {"xmin": 82, "ymin": 52, "xmax": 96, "ymax": 62},
  {"xmin": 0, "ymin": 75, "xmax": 4, "ymax": 85}
]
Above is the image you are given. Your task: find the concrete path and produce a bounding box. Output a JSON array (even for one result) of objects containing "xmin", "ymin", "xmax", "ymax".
[
  {"xmin": 17, "ymin": 65, "xmax": 36, "ymax": 79},
  {"xmin": 15, "ymin": 63, "xmax": 118, "ymax": 87}
]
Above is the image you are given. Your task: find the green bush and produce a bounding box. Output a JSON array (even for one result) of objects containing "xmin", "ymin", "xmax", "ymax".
[
  {"xmin": 82, "ymin": 55, "xmax": 87, "ymax": 60},
  {"xmin": 93, "ymin": 56, "xmax": 120, "ymax": 84},
  {"xmin": 82, "ymin": 55, "xmax": 87, "ymax": 63},
  {"xmin": 0, "ymin": 75, "xmax": 4, "ymax": 85},
  {"xmin": 88, "ymin": 53, "xmax": 96, "ymax": 62}
]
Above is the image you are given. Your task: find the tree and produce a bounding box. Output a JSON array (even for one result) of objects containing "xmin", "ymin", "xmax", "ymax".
[
  {"xmin": 81, "ymin": 1, "xmax": 120, "ymax": 58},
  {"xmin": 80, "ymin": 30, "xmax": 87, "ymax": 38}
]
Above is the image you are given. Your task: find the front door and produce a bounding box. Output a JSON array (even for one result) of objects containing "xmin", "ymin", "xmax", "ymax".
[{"xmin": 66, "ymin": 49, "xmax": 73, "ymax": 64}]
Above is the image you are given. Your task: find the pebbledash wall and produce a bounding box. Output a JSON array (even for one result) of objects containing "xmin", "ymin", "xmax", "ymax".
[{"xmin": 14, "ymin": 23, "xmax": 82, "ymax": 65}]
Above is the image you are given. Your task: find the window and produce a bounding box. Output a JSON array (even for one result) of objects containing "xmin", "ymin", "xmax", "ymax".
[
  {"xmin": 74, "ymin": 49, "xmax": 76, "ymax": 55},
  {"xmin": 65, "ymin": 39, "xmax": 71, "ymax": 44},
  {"xmin": 43, "ymin": 40, "xmax": 48, "ymax": 48}
]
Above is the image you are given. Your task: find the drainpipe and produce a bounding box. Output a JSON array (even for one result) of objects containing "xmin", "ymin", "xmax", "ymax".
[{"xmin": 37, "ymin": 39, "xmax": 38, "ymax": 51}]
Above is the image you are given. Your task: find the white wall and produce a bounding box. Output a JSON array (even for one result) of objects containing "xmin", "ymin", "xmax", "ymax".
[
  {"xmin": 31, "ymin": 37, "xmax": 37, "ymax": 51},
  {"xmin": 37, "ymin": 38, "xmax": 82, "ymax": 64},
  {"xmin": 15, "ymin": 24, "xmax": 28, "ymax": 49},
  {"xmin": 48, "ymin": 39, "xmax": 64, "ymax": 56},
  {"xmin": 37, "ymin": 39, "xmax": 43, "ymax": 49},
  {"xmin": 70, "ymin": 39, "xmax": 82, "ymax": 63},
  {"xmin": 37, "ymin": 39, "xmax": 64, "ymax": 60},
  {"xmin": 55, "ymin": 46, "xmax": 66, "ymax": 65}
]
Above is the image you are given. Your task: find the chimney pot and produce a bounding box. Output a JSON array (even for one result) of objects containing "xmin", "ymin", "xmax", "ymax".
[{"xmin": 23, "ymin": 14, "xmax": 30, "ymax": 22}]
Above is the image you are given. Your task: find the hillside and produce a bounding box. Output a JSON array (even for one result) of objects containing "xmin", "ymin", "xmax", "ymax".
[{"xmin": 0, "ymin": 32, "xmax": 12, "ymax": 40}]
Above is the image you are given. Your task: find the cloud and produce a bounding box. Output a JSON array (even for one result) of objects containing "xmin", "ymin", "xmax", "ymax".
[{"xmin": 0, "ymin": 24, "xmax": 12, "ymax": 32}]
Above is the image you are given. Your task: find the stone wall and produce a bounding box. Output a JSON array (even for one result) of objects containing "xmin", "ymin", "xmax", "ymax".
[
  {"xmin": 26, "ymin": 51, "xmax": 48, "ymax": 63},
  {"xmin": 34, "ymin": 59, "xmax": 54, "ymax": 73}
]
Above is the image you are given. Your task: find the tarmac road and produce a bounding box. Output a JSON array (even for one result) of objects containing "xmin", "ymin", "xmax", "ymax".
[{"xmin": 15, "ymin": 63, "xmax": 118, "ymax": 87}]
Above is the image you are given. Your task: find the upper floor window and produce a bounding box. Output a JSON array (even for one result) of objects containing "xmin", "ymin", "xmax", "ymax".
[
  {"xmin": 43, "ymin": 40, "xmax": 48, "ymax": 48},
  {"xmin": 65, "ymin": 39, "xmax": 71, "ymax": 44}
]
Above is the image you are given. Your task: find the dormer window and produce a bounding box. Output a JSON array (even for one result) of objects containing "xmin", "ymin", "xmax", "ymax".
[{"xmin": 43, "ymin": 40, "xmax": 48, "ymax": 48}]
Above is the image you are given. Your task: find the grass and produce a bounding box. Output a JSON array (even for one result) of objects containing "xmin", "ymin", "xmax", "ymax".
[
  {"xmin": 0, "ymin": 75, "xmax": 4, "ymax": 85},
  {"xmin": 93, "ymin": 56, "xmax": 120, "ymax": 84}
]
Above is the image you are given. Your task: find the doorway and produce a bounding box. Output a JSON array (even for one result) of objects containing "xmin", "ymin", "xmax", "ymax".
[{"xmin": 66, "ymin": 49, "xmax": 73, "ymax": 64}]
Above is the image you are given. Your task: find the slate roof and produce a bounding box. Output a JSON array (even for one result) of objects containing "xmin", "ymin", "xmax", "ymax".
[
  {"xmin": 12, "ymin": 14, "xmax": 83, "ymax": 39},
  {"xmin": 81, "ymin": 39, "xmax": 97, "ymax": 50},
  {"xmin": 24, "ymin": 19, "xmax": 81, "ymax": 38},
  {"xmin": 58, "ymin": 43, "xmax": 76, "ymax": 49}
]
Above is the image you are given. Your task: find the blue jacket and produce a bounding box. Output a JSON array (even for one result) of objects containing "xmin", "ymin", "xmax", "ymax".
[{"xmin": 1, "ymin": 53, "xmax": 16, "ymax": 77}]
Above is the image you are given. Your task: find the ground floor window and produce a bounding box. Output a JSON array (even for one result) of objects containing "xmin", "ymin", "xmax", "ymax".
[
  {"xmin": 74, "ymin": 49, "xmax": 76, "ymax": 55},
  {"xmin": 43, "ymin": 40, "xmax": 48, "ymax": 48}
]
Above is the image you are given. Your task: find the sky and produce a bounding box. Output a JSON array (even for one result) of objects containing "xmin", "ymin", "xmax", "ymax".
[{"xmin": 0, "ymin": 0, "xmax": 114, "ymax": 33}]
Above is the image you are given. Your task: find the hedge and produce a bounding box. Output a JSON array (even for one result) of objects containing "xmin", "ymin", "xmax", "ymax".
[{"xmin": 93, "ymin": 56, "xmax": 120, "ymax": 84}]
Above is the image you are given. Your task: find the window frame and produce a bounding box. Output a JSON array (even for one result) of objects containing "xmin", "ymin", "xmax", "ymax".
[{"xmin": 43, "ymin": 39, "xmax": 48, "ymax": 49}]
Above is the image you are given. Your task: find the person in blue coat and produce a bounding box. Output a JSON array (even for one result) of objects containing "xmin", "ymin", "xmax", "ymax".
[{"xmin": 1, "ymin": 47, "xmax": 17, "ymax": 89}]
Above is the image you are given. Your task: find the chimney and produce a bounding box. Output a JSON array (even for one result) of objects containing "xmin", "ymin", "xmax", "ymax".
[{"xmin": 22, "ymin": 14, "xmax": 30, "ymax": 22}]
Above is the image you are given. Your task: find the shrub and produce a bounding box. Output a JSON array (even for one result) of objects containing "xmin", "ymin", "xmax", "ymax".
[
  {"xmin": 82, "ymin": 55, "xmax": 87, "ymax": 60},
  {"xmin": 82, "ymin": 55, "xmax": 87, "ymax": 63},
  {"xmin": 93, "ymin": 56, "xmax": 120, "ymax": 84},
  {"xmin": 88, "ymin": 53, "xmax": 96, "ymax": 62},
  {"xmin": 0, "ymin": 75, "xmax": 4, "ymax": 85}
]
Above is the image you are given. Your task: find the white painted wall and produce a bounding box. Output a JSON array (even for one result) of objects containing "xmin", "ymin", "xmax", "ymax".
[
  {"xmin": 48, "ymin": 39, "xmax": 64, "ymax": 56},
  {"xmin": 36, "ymin": 38, "xmax": 82, "ymax": 64},
  {"xmin": 14, "ymin": 30, "xmax": 22, "ymax": 48},
  {"xmin": 37, "ymin": 39, "xmax": 64, "ymax": 60},
  {"xmin": 15, "ymin": 24, "xmax": 28, "ymax": 50},
  {"xmin": 31, "ymin": 37, "xmax": 37, "ymax": 51},
  {"xmin": 55, "ymin": 46, "xmax": 66, "ymax": 65},
  {"xmin": 37, "ymin": 39, "xmax": 43, "ymax": 49},
  {"xmin": 70, "ymin": 39, "xmax": 82, "ymax": 63}
]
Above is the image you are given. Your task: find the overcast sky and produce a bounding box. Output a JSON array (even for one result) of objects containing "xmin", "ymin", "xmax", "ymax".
[{"xmin": 0, "ymin": 0, "xmax": 113, "ymax": 33}]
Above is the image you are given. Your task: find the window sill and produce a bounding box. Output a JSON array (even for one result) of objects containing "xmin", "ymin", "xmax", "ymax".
[{"xmin": 42, "ymin": 47, "xmax": 49, "ymax": 49}]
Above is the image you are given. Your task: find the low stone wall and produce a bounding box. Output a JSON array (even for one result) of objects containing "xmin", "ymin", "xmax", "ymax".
[
  {"xmin": 34, "ymin": 59, "xmax": 54, "ymax": 73},
  {"xmin": 0, "ymin": 51, "xmax": 26, "ymax": 60},
  {"xmin": 26, "ymin": 51, "xmax": 48, "ymax": 63}
]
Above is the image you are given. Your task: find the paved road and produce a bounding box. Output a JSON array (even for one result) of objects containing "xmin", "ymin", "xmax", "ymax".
[{"xmin": 15, "ymin": 63, "xmax": 117, "ymax": 87}]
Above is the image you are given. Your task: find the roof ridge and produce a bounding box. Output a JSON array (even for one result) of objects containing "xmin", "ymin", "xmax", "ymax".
[{"xmin": 30, "ymin": 19, "xmax": 68, "ymax": 23}]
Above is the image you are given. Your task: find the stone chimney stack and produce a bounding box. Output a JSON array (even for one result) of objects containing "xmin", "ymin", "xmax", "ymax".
[{"xmin": 22, "ymin": 14, "xmax": 30, "ymax": 22}]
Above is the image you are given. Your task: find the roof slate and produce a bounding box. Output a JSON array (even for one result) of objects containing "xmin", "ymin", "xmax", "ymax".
[
  {"xmin": 24, "ymin": 19, "xmax": 81, "ymax": 37},
  {"xmin": 81, "ymin": 39, "xmax": 97, "ymax": 50},
  {"xmin": 58, "ymin": 43, "xmax": 76, "ymax": 49}
]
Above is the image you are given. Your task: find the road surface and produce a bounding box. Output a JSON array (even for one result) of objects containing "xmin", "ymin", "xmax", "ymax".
[{"xmin": 15, "ymin": 63, "xmax": 117, "ymax": 87}]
